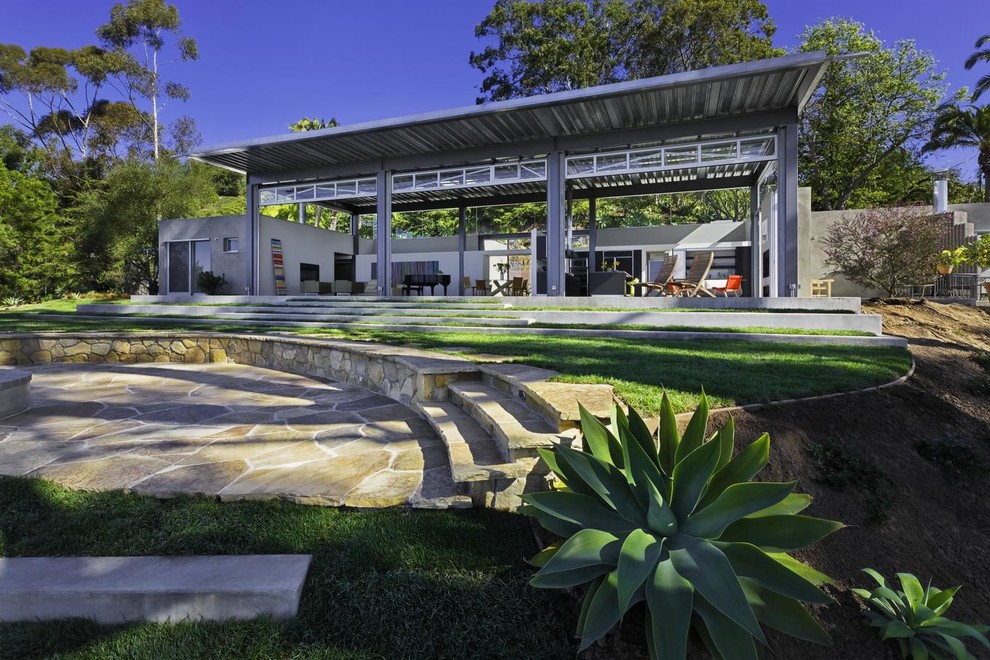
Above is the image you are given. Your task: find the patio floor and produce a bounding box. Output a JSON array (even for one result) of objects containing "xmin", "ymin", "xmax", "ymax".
[{"xmin": 0, "ymin": 363, "xmax": 462, "ymax": 508}]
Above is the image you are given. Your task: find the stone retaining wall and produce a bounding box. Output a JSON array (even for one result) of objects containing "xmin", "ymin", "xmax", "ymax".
[{"xmin": 0, "ymin": 333, "xmax": 479, "ymax": 406}]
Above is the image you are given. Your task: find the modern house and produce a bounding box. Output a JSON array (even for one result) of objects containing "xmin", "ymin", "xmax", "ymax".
[{"xmin": 162, "ymin": 52, "xmax": 832, "ymax": 298}]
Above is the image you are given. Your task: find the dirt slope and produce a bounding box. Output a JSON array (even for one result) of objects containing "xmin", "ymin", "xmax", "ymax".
[{"xmin": 598, "ymin": 301, "xmax": 990, "ymax": 659}]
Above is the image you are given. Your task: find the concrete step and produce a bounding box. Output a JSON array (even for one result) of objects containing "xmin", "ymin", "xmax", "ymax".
[
  {"xmin": 480, "ymin": 363, "xmax": 615, "ymax": 432},
  {"xmin": 415, "ymin": 400, "xmax": 536, "ymax": 482},
  {"xmin": 77, "ymin": 305, "xmax": 532, "ymax": 327},
  {"xmin": 447, "ymin": 381, "xmax": 575, "ymax": 461},
  {"xmin": 0, "ymin": 555, "xmax": 311, "ymax": 624}
]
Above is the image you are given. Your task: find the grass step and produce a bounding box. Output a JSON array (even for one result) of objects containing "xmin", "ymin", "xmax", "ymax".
[
  {"xmin": 415, "ymin": 400, "xmax": 537, "ymax": 483},
  {"xmin": 447, "ymin": 382, "xmax": 574, "ymax": 460}
]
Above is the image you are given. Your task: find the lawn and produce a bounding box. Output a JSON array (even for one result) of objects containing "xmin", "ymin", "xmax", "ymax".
[
  {"xmin": 0, "ymin": 476, "xmax": 574, "ymax": 660},
  {"xmin": 0, "ymin": 298, "xmax": 912, "ymax": 414}
]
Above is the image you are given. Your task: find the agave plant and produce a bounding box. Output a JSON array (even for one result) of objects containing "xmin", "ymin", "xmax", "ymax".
[
  {"xmin": 521, "ymin": 392, "xmax": 843, "ymax": 659},
  {"xmin": 853, "ymin": 569, "xmax": 990, "ymax": 659},
  {"xmin": 1, "ymin": 296, "xmax": 24, "ymax": 308}
]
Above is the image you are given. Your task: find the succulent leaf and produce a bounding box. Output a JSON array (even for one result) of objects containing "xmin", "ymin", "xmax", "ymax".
[
  {"xmin": 714, "ymin": 416, "xmax": 735, "ymax": 472},
  {"xmin": 645, "ymin": 479, "xmax": 679, "ymax": 536},
  {"xmin": 657, "ymin": 392, "xmax": 680, "ymax": 474},
  {"xmin": 698, "ymin": 433, "xmax": 770, "ymax": 509},
  {"xmin": 616, "ymin": 529, "xmax": 663, "ymax": 614},
  {"xmin": 741, "ymin": 579, "xmax": 832, "ymax": 645},
  {"xmin": 683, "ymin": 481, "xmax": 796, "ymax": 539},
  {"xmin": 578, "ymin": 569, "xmax": 622, "ymax": 651},
  {"xmin": 530, "ymin": 529, "xmax": 620, "ymax": 589},
  {"xmin": 694, "ymin": 595, "xmax": 760, "ymax": 660},
  {"xmin": 645, "ymin": 558, "xmax": 694, "ymax": 660},
  {"xmin": 626, "ymin": 403, "xmax": 660, "ymax": 467},
  {"xmin": 522, "ymin": 491, "xmax": 637, "ymax": 535},
  {"xmin": 579, "ymin": 402, "xmax": 622, "ymax": 467},
  {"xmin": 554, "ymin": 445, "xmax": 645, "ymax": 523},
  {"xmin": 675, "ymin": 389, "xmax": 709, "ymax": 463},
  {"xmin": 717, "ymin": 542, "xmax": 832, "ymax": 605},
  {"xmin": 718, "ymin": 514, "xmax": 844, "ymax": 552},
  {"xmin": 668, "ymin": 536, "xmax": 766, "ymax": 645},
  {"xmin": 670, "ymin": 435, "xmax": 722, "ymax": 521},
  {"xmin": 746, "ymin": 492, "xmax": 812, "ymax": 518}
]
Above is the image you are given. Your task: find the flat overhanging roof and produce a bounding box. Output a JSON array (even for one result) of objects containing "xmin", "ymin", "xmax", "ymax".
[{"xmin": 191, "ymin": 51, "xmax": 830, "ymax": 176}]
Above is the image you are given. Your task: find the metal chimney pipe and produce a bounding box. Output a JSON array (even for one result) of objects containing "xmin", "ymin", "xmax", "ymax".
[{"xmin": 933, "ymin": 178, "xmax": 949, "ymax": 213}]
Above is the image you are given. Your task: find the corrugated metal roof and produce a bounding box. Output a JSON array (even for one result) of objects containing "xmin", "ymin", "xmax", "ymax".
[{"xmin": 191, "ymin": 52, "xmax": 830, "ymax": 176}]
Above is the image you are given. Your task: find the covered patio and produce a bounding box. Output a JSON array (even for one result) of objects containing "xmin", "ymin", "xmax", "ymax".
[{"xmin": 188, "ymin": 52, "xmax": 831, "ymax": 298}]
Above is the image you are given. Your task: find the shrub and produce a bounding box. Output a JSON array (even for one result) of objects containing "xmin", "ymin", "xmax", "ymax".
[
  {"xmin": 196, "ymin": 271, "xmax": 227, "ymax": 295},
  {"xmin": 853, "ymin": 569, "xmax": 990, "ymax": 659},
  {"xmin": 915, "ymin": 437, "xmax": 978, "ymax": 473},
  {"xmin": 522, "ymin": 392, "xmax": 842, "ymax": 659},
  {"xmin": 821, "ymin": 208, "xmax": 951, "ymax": 296},
  {"xmin": 805, "ymin": 440, "xmax": 895, "ymax": 523},
  {"xmin": 1, "ymin": 295, "xmax": 25, "ymax": 308}
]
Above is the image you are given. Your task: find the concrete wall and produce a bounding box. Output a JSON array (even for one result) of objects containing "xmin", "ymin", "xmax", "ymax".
[
  {"xmin": 159, "ymin": 215, "xmax": 250, "ymax": 295},
  {"xmin": 258, "ymin": 216, "xmax": 354, "ymax": 296},
  {"xmin": 597, "ymin": 221, "xmax": 749, "ymax": 249}
]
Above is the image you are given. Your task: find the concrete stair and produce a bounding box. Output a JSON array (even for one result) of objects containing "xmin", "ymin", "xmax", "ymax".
[{"xmin": 0, "ymin": 555, "xmax": 311, "ymax": 624}]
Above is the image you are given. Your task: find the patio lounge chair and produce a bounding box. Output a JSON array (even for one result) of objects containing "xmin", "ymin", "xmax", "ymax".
[
  {"xmin": 510, "ymin": 277, "xmax": 529, "ymax": 296},
  {"xmin": 667, "ymin": 251, "xmax": 715, "ymax": 297},
  {"xmin": 630, "ymin": 254, "xmax": 679, "ymax": 297}
]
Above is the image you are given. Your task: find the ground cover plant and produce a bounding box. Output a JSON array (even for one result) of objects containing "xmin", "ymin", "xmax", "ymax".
[
  {"xmin": 852, "ymin": 569, "xmax": 990, "ymax": 659},
  {"xmin": 0, "ymin": 298, "xmax": 912, "ymax": 415},
  {"xmin": 523, "ymin": 394, "xmax": 842, "ymax": 659},
  {"xmin": 0, "ymin": 476, "xmax": 574, "ymax": 659}
]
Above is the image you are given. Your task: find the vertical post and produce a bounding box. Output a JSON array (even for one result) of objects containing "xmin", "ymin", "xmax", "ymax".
[
  {"xmin": 749, "ymin": 182, "xmax": 760, "ymax": 298},
  {"xmin": 457, "ymin": 206, "xmax": 467, "ymax": 295},
  {"xmin": 298, "ymin": 203, "xmax": 305, "ymax": 224},
  {"xmin": 546, "ymin": 150, "xmax": 566, "ymax": 296},
  {"xmin": 350, "ymin": 212, "xmax": 360, "ymax": 258},
  {"xmin": 588, "ymin": 196, "xmax": 598, "ymax": 273},
  {"xmin": 376, "ymin": 169, "xmax": 392, "ymax": 296},
  {"xmin": 776, "ymin": 123, "xmax": 799, "ymax": 297},
  {"xmin": 246, "ymin": 183, "xmax": 259, "ymax": 295}
]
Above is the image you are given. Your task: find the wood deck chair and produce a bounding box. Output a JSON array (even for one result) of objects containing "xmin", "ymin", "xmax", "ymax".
[
  {"xmin": 631, "ymin": 254, "xmax": 679, "ymax": 297},
  {"xmin": 669, "ymin": 251, "xmax": 715, "ymax": 297}
]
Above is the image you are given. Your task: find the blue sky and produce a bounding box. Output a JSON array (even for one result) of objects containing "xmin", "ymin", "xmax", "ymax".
[{"xmin": 3, "ymin": 0, "xmax": 989, "ymax": 175}]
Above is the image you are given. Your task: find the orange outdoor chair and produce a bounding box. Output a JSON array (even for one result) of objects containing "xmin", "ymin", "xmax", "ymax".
[{"xmin": 712, "ymin": 274, "xmax": 743, "ymax": 297}]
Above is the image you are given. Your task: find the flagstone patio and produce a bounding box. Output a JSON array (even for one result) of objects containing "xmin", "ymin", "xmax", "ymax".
[{"xmin": 0, "ymin": 363, "xmax": 466, "ymax": 508}]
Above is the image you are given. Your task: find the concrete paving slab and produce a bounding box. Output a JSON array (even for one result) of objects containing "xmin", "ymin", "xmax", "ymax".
[{"xmin": 0, "ymin": 555, "xmax": 311, "ymax": 623}]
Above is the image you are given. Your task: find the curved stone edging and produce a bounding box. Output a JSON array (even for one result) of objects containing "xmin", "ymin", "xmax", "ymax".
[
  {"xmin": 0, "ymin": 333, "xmax": 480, "ymax": 408},
  {"xmin": 675, "ymin": 357, "xmax": 917, "ymax": 422}
]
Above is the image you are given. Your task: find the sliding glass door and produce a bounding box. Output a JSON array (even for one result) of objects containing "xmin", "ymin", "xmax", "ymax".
[{"xmin": 167, "ymin": 240, "xmax": 211, "ymax": 293}]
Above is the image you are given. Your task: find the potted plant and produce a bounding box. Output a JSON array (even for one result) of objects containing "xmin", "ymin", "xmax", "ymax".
[
  {"xmin": 495, "ymin": 261, "xmax": 509, "ymax": 278},
  {"xmin": 936, "ymin": 247, "xmax": 966, "ymax": 275}
]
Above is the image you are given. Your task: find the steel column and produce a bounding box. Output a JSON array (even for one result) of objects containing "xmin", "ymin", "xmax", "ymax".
[
  {"xmin": 350, "ymin": 212, "xmax": 360, "ymax": 258},
  {"xmin": 246, "ymin": 183, "xmax": 259, "ymax": 295},
  {"xmin": 776, "ymin": 123, "xmax": 799, "ymax": 297},
  {"xmin": 750, "ymin": 183, "xmax": 760, "ymax": 297},
  {"xmin": 376, "ymin": 170, "xmax": 392, "ymax": 296},
  {"xmin": 457, "ymin": 206, "xmax": 467, "ymax": 295},
  {"xmin": 546, "ymin": 151, "xmax": 566, "ymax": 296},
  {"xmin": 588, "ymin": 197, "xmax": 598, "ymax": 273}
]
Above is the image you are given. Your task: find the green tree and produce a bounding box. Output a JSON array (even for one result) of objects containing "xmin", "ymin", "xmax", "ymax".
[
  {"xmin": 96, "ymin": 0, "xmax": 198, "ymax": 160},
  {"xmin": 470, "ymin": 0, "xmax": 778, "ymax": 103},
  {"xmin": 965, "ymin": 34, "xmax": 990, "ymax": 102},
  {"xmin": 0, "ymin": 160, "xmax": 76, "ymax": 299},
  {"xmin": 924, "ymin": 103, "xmax": 990, "ymax": 202},
  {"xmin": 74, "ymin": 157, "xmax": 216, "ymax": 292},
  {"xmin": 797, "ymin": 19, "xmax": 951, "ymax": 211}
]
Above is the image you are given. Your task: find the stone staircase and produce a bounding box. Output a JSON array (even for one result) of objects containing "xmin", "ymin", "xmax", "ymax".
[{"xmin": 414, "ymin": 364, "xmax": 614, "ymax": 509}]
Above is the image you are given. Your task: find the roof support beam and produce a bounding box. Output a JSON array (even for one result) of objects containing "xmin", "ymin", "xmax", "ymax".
[{"xmin": 361, "ymin": 174, "xmax": 756, "ymax": 214}]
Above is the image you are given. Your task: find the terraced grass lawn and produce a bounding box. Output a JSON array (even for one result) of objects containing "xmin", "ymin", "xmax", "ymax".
[
  {"xmin": 0, "ymin": 476, "xmax": 573, "ymax": 660},
  {"xmin": 0, "ymin": 298, "xmax": 911, "ymax": 414}
]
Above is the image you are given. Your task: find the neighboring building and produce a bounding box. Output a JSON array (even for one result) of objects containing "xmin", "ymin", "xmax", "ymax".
[{"xmin": 169, "ymin": 52, "xmax": 836, "ymax": 298}]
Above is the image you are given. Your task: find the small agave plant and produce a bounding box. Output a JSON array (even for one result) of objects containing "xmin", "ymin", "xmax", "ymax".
[
  {"xmin": 520, "ymin": 392, "xmax": 843, "ymax": 659},
  {"xmin": 853, "ymin": 569, "xmax": 990, "ymax": 659}
]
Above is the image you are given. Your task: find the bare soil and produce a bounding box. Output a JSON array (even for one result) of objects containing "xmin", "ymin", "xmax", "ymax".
[{"xmin": 590, "ymin": 300, "xmax": 990, "ymax": 659}]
